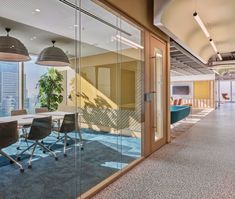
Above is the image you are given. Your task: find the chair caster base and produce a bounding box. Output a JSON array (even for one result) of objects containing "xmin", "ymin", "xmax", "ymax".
[
  {"xmin": 64, "ymin": 154, "xmax": 67, "ymax": 157},
  {"xmin": 28, "ymin": 165, "xmax": 32, "ymax": 169},
  {"xmin": 20, "ymin": 168, "xmax": 24, "ymax": 173}
]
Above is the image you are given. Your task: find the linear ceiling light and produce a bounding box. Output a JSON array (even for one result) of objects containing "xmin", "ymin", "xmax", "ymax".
[
  {"xmin": 193, "ymin": 12, "xmax": 210, "ymax": 38},
  {"xmin": 217, "ymin": 52, "xmax": 223, "ymax": 61},
  {"xmin": 112, "ymin": 36, "xmax": 138, "ymax": 49},
  {"xmin": 209, "ymin": 39, "xmax": 218, "ymax": 52},
  {"xmin": 113, "ymin": 35, "xmax": 144, "ymax": 49},
  {"xmin": 212, "ymin": 69, "xmax": 220, "ymax": 75}
]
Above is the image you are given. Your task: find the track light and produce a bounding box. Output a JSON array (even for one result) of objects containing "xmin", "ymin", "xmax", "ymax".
[{"xmin": 193, "ymin": 12, "xmax": 210, "ymax": 38}]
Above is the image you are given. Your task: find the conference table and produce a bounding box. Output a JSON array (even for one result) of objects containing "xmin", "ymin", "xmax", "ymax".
[
  {"xmin": 0, "ymin": 111, "xmax": 83, "ymax": 143},
  {"xmin": 0, "ymin": 111, "xmax": 83, "ymax": 124}
]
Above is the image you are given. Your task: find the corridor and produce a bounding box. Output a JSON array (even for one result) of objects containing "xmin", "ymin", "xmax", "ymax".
[{"xmin": 93, "ymin": 104, "xmax": 235, "ymax": 199}]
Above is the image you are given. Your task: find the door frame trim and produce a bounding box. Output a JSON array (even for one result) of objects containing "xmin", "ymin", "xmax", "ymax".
[{"xmin": 143, "ymin": 32, "xmax": 170, "ymax": 156}]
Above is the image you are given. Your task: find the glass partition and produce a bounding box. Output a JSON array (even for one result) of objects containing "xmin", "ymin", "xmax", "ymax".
[
  {"xmin": 0, "ymin": 0, "xmax": 143, "ymax": 198},
  {"xmin": 77, "ymin": 0, "xmax": 143, "ymax": 194}
]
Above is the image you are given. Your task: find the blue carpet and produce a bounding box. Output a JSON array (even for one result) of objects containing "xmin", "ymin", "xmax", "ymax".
[
  {"xmin": 0, "ymin": 128, "xmax": 141, "ymax": 199},
  {"xmin": 0, "ymin": 128, "xmax": 141, "ymax": 168}
]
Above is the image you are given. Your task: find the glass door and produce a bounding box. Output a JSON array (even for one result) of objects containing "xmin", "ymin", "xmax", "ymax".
[{"xmin": 150, "ymin": 36, "xmax": 167, "ymax": 151}]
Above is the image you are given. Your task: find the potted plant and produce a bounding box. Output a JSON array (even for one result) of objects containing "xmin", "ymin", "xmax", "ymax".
[{"xmin": 37, "ymin": 68, "xmax": 64, "ymax": 111}]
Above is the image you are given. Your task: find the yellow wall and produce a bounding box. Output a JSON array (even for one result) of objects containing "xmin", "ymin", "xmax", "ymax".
[
  {"xmin": 68, "ymin": 73, "xmax": 118, "ymax": 109},
  {"xmin": 67, "ymin": 61, "xmax": 138, "ymax": 110},
  {"xmin": 194, "ymin": 81, "xmax": 211, "ymax": 99}
]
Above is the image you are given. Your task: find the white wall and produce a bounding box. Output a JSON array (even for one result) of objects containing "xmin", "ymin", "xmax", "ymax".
[{"xmin": 171, "ymin": 81, "xmax": 193, "ymax": 99}]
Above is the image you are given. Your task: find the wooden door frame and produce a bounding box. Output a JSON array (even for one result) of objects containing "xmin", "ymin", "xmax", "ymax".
[{"xmin": 143, "ymin": 32, "xmax": 171, "ymax": 157}]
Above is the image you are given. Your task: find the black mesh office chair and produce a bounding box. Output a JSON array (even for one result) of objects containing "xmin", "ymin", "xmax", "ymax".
[
  {"xmin": 17, "ymin": 116, "xmax": 58, "ymax": 168},
  {"xmin": 50, "ymin": 113, "xmax": 83, "ymax": 157},
  {"xmin": 0, "ymin": 121, "xmax": 24, "ymax": 173}
]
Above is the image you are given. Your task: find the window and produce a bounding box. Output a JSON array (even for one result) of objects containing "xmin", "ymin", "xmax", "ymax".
[
  {"xmin": 23, "ymin": 56, "xmax": 48, "ymax": 113},
  {"xmin": 232, "ymin": 81, "xmax": 235, "ymax": 101},
  {"xmin": 220, "ymin": 80, "xmax": 231, "ymax": 101},
  {"xmin": 0, "ymin": 61, "xmax": 19, "ymax": 116}
]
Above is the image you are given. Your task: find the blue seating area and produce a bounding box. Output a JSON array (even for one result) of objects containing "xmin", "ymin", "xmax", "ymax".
[{"xmin": 171, "ymin": 106, "xmax": 191, "ymax": 124}]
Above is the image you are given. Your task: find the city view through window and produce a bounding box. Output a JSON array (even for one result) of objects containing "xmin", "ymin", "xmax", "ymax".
[
  {"xmin": 0, "ymin": 61, "xmax": 19, "ymax": 116},
  {"xmin": 0, "ymin": 56, "xmax": 48, "ymax": 116}
]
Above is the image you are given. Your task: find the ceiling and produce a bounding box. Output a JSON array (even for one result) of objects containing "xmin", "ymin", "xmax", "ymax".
[
  {"xmin": 170, "ymin": 40, "xmax": 213, "ymax": 76},
  {"xmin": 154, "ymin": 0, "xmax": 235, "ymax": 64},
  {"xmin": 0, "ymin": 0, "xmax": 142, "ymax": 58},
  {"xmin": 0, "ymin": 16, "xmax": 107, "ymax": 57}
]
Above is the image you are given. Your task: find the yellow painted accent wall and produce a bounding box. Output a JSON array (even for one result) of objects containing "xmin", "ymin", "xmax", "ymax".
[
  {"xmin": 194, "ymin": 81, "xmax": 211, "ymax": 99},
  {"xmin": 59, "ymin": 60, "xmax": 139, "ymax": 111},
  {"xmin": 69, "ymin": 73, "xmax": 119, "ymax": 109}
]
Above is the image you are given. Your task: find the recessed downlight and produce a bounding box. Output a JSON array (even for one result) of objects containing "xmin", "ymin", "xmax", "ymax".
[{"xmin": 35, "ymin": 8, "xmax": 40, "ymax": 12}]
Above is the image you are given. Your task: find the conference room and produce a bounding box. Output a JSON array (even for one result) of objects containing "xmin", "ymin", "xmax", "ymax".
[{"xmin": 0, "ymin": 0, "xmax": 143, "ymax": 198}]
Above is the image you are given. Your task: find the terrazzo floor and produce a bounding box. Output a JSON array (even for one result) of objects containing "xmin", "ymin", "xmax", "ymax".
[{"xmin": 93, "ymin": 104, "xmax": 235, "ymax": 199}]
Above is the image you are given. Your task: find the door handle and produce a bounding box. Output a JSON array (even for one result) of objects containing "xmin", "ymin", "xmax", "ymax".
[{"xmin": 144, "ymin": 91, "xmax": 156, "ymax": 102}]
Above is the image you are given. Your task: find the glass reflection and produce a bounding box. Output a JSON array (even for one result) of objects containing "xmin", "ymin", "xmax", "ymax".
[{"xmin": 0, "ymin": 0, "xmax": 143, "ymax": 198}]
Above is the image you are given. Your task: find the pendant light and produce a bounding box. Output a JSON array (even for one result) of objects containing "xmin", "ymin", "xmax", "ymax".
[
  {"xmin": 36, "ymin": 40, "xmax": 69, "ymax": 66},
  {"xmin": 0, "ymin": 28, "xmax": 30, "ymax": 62}
]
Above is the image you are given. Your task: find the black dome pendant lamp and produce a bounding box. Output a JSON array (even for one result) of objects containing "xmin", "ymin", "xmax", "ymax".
[
  {"xmin": 36, "ymin": 40, "xmax": 69, "ymax": 66},
  {"xmin": 0, "ymin": 28, "xmax": 30, "ymax": 62}
]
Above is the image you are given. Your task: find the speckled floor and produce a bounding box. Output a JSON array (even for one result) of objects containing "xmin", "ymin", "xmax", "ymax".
[{"xmin": 93, "ymin": 104, "xmax": 235, "ymax": 199}]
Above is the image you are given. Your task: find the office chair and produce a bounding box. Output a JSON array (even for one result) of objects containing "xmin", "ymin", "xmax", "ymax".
[
  {"xmin": 50, "ymin": 113, "xmax": 83, "ymax": 157},
  {"xmin": 11, "ymin": 109, "xmax": 30, "ymax": 150},
  {"xmin": 0, "ymin": 121, "xmax": 24, "ymax": 173},
  {"xmin": 17, "ymin": 116, "xmax": 58, "ymax": 168}
]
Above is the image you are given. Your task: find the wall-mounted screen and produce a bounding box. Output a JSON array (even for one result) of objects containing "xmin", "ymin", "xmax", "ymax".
[{"xmin": 172, "ymin": 86, "xmax": 189, "ymax": 95}]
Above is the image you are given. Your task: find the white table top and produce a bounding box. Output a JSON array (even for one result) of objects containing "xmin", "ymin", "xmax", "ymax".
[{"xmin": 0, "ymin": 111, "xmax": 75, "ymax": 126}]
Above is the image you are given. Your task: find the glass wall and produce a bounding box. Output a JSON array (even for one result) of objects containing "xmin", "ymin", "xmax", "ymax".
[{"xmin": 0, "ymin": 0, "xmax": 143, "ymax": 198}]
